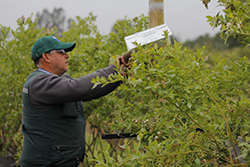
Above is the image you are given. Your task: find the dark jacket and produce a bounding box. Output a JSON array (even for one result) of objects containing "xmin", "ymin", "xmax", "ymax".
[{"xmin": 20, "ymin": 65, "xmax": 120, "ymax": 167}]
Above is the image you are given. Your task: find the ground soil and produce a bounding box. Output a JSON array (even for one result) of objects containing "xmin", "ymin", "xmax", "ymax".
[{"xmin": 0, "ymin": 156, "xmax": 16, "ymax": 167}]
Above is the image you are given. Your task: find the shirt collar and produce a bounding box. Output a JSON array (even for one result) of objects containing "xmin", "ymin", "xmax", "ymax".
[{"xmin": 38, "ymin": 68, "xmax": 56, "ymax": 76}]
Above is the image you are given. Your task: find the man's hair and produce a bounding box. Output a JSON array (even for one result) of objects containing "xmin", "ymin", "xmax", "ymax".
[{"xmin": 35, "ymin": 57, "xmax": 41, "ymax": 68}]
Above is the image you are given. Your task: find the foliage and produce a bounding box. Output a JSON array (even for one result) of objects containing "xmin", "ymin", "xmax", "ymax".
[
  {"xmin": 92, "ymin": 38, "xmax": 250, "ymax": 166},
  {"xmin": 183, "ymin": 33, "xmax": 243, "ymax": 50},
  {"xmin": 0, "ymin": 15, "xmax": 55, "ymax": 162},
  {"xmin": 91, "ymin": 0, "xmax": 250, "ymax": 166},
  {"xmin": 0, "ymin": 12, "xmax": 149, "ymax": 166},
  {"xmin": 206, "ymin": 0, "xmax": 250, "ymax": 46},
  {"xmin": 0, "ymin": 0, "xmax": 250, "ymax": 166}
]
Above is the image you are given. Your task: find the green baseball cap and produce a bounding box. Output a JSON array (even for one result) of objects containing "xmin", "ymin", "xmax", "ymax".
[{"xmin": 31, "ymin": 36, "xmax": 76, "ymax": 61}]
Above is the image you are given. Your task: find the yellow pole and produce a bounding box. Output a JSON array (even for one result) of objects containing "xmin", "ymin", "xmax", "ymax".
[{"xmin": 149, "ymin": 0, "xmax": 164, "ymax": 28}]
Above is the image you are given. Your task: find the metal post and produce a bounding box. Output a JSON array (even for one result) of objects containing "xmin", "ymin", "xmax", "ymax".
[{"xmin": 149, "ymin": 0, "xmax": 164, "ymax": 28}]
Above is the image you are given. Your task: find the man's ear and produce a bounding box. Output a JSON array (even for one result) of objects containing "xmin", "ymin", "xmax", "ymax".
[{"xmin": 41, "ymin": 53, "xmax": 51, "ymax": 63}]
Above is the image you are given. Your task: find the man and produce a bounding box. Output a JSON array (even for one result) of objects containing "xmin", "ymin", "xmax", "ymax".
[{"xmin": 20, "ymin": 36, "xmax": 127, "ymax": 167}]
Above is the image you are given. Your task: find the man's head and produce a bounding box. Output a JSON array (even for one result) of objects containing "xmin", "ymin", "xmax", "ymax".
[
  {"xmin": 31, "ymin": 36, "xmax": 76, "ymax": 76},
  {"xmin": 32, "ymin": 36, "xmax": 76, "ymax": 62}
]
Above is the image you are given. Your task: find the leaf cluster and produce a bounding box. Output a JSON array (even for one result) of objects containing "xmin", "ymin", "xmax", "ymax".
[{"xmin": 206, "ymin": 0, "xmax": 250, "ymax": 46}]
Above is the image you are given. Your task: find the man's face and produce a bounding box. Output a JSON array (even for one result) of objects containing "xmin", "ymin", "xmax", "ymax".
[{"xmin": 49, "ymin": 49, "xmax": 69, "ymax": 76}]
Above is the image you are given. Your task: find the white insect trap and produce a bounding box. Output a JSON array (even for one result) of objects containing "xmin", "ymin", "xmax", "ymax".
[{"xmin": 122, "ymin": 23, "xmax": 172, "ymax": 60}]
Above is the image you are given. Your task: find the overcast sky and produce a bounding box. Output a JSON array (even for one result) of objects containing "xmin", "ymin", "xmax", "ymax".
[{"xmin": 0, "ymin": 0, "xmax": 224, "ymax": 42}]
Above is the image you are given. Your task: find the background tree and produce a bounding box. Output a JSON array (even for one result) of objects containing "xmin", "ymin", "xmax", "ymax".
[
  {"xmin": 183, "ymin": 32, "xmax": 243, "ymax": 50},
  {"xmin": 36, "ymin": 8, "xmax": 73, "ymax": 36}
]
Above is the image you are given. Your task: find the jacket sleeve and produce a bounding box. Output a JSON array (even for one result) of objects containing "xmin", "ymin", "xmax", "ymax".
[{"xmin": 29, "ymin": 65, "xmax": 121, "ymax": 106}]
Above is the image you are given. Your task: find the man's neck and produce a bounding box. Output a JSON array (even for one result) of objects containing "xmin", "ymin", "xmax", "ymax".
[{"xmin": 38, "ymin": 68, "xmax": 56, "ymax": 76}]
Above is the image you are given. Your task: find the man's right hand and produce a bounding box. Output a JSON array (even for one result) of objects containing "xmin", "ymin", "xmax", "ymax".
[{"xmin": 115, "ymin": 55, "xmax": 128, "ymax": 76}]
